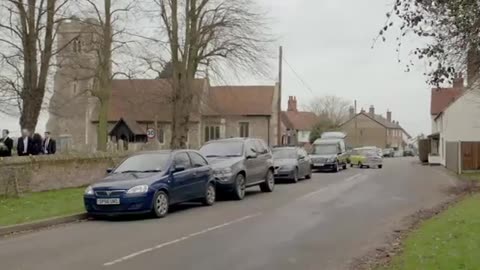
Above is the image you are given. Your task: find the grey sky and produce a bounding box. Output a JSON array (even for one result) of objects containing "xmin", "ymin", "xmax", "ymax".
[{"xmin": 1, "ymin": 0, "xmax": 430, "ymax": 137}]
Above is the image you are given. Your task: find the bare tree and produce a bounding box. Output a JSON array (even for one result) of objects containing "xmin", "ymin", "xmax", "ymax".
[
  {"xmin": 65, "ymin": 0, "xmax": 136, "ymax": 151},
  {"xmin": 151, "ymin": 0, "xmax": 272, "ymax": 149},
  {"xmin": 377, "ymin": 0, "xmax": 480, "ymax": 86},
  {"xmin": 0, "ymin": 0, "xmax": 69, "ymax": 132},
  {"xmin": 305, "ymin": 96, "xmax": 351, "ymax": 126}
]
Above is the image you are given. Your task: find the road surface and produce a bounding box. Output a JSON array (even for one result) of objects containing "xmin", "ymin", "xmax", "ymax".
[{"xmin": 0, "ymin": 158, "xmax": 456, "ymax": 270}]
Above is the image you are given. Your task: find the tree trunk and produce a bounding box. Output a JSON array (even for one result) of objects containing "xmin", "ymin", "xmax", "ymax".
[
  {"xmin": 20, "ymin": 88, "xmax": 43, "ymax": 132},
  {"xmin": 97, "ymin": 98, "xmax": 109, "ymax": 152},
  {"xmin": 170, "ymin": 77, "xmax": 191, "ymax": 149}
]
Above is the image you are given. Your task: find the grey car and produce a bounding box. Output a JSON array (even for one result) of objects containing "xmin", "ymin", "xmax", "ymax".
[
  {"xmin": 272, "ymin": 146, "xmax": 312, "ymax": 183},
  {"xmin": 199, "ymin": 138, "xmax": 275, "ymax": 200}
]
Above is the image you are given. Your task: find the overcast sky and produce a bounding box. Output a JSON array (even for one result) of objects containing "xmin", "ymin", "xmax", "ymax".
[{"xmin": 1, "ymin": 0, "xmax": 430, "ymax": 137}]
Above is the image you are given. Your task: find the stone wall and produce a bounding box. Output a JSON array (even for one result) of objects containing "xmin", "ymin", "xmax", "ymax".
[{"xmin": 0, "ymin": 153, "xmax": 128, "ymax": 196}]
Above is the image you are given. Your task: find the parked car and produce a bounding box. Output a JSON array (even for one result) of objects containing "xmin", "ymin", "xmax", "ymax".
[
  {"xmin": 404, "ymin": 148, "xmax": 415, "ymax": 157},
  {"xmin": 84, "ymin": 150, "xmax": 215, "ymax": 218},
  {"xmin": 310, "ymin": 137, "xmax": 348, "ymax": 172},
  {"xmin": 349, "ymin": 148, "xmax": 383, "ymax": 169},
  {"xmin": 199, "ymin": 138, "xmax": 275, "ymax": 200},
  {"xmin": 382, "ymin": 148, "xmax": 395, "ymax": 157},
  {"xmin": 272, "ymin": 146, "xmax": 312, "ymax": 183}
]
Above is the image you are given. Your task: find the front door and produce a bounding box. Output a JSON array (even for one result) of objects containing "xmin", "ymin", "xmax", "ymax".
[
  {"xmin": 188, "ymin": 152, "xmax": 211, "ymax": 199},
  {"xmin": 244, "ymin": 140, "xmax": 261, "ymax": 184},
  {"xmin": 171, "ymin": 152, "xmax": 195, "ymax": 203}
]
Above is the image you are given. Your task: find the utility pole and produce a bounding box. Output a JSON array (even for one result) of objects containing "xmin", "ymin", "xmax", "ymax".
[
  {"xmin": 354, "ymin": 100, "xmax": 358, "ymax": 147},
  {"xmin": 277, "ymin": 46, "xmax": 283, "ymax": 146}
]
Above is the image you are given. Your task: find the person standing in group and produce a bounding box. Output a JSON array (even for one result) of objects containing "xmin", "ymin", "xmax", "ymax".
[
  {"xmin": 0, "ymin": 129, "xmax": 13, "ymax": 157},
  {"xmin": 31, "ymin": 133, "xmax": 44, "ymax": 155},
  {"xmin": 17, "ymin": 129, "xmax": 32, "ymax": 156},
  {"xmin": 42, "ymin": 131, "xmax": 56, "ymax": 155}
]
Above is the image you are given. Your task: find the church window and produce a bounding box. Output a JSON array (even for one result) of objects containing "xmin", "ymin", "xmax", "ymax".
[
  {"xmin": 157, "ymin": 128, "xmax": 165, "ymax": 144},
  {"xmin": 72, "ymin": 38, "xmax": 82, "ymax": 53},
  {"xmin": 72, "ymin": 79, "xmax": 78, "ymax": 95}
]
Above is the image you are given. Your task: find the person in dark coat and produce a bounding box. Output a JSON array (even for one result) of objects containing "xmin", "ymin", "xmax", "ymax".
[
  {"xmin": 31, "ymin": 133, "xmax": 43, "ymax": 155},
  {"xmin": 0, "ymin": 129, "xmax": 13, "ymax": 157},
  {"xmin": 42, "ymin": 131, "xmax": 56, "ymax": 155},
  {"xmin": 17, "ymin": 129, "xmax": 33, "ymax": 156}
]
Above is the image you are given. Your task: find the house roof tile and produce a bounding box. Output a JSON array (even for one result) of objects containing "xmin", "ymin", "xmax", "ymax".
[
  {"xmin": 430, "ymin": 87, "xmax": 464, "ymax": 115},
  {"xmin": 204, "ymin": 85, "xmax": 275, "ymax": 116},
  {"xmin": 281, "ymin": 111, "xmax": 319, "ymax": 130}
]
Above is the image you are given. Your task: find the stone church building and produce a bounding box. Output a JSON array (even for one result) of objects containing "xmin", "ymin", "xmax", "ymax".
[{"xmin": 47, "ymin": 20, "xmax": 280, "ymax": 152}]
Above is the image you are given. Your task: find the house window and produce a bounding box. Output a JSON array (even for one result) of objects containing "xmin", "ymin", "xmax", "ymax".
[
  {"xmin": 72, "ymin": 79, "xmax": 78, "ymax": 95},
  {"xmin": 205, "ymin": 126, "xmax": 220, "ymax": 142},
  {"xmin": 239, "ymin": 122, "xmax": 249, "ymax": 138},
  {"xmin": 157, "ymin": 128, "xmax": 164, "ymax": 144},
  {"xmin": 73, "ymin": 38, "xmax": 82, "ymax": 53}
]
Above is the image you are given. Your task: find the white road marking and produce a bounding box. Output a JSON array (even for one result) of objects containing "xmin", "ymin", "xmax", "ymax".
[
  {"xmin": 103, "ymin": 213, "xmax": 262, "ymax": 267},
  {"xmin": 299, "ymin": 173, "xmax": 364, "ymax": 199}
]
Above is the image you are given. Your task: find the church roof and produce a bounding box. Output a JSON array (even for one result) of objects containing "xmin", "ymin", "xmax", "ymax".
[{"xmin": 105, "ymin": 79, "xmax": 276, "ymax": 123}]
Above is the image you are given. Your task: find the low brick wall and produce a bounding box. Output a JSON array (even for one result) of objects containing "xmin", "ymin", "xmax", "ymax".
[{"xmin": 0, "ymin": 153, "xmax": 129, "ymax": 196}]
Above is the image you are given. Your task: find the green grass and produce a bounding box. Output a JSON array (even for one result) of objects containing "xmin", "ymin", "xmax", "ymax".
[
  {"xmin": 0, "ymin": 187, "xmax": 85, "ymax": 227},
  {"xmin": 384, "ymin": 194, "xmax": 480, "ymax": 270},
  {"xmin": 461, "ymin": 172, "xmax": 480, "ymax": 182}
]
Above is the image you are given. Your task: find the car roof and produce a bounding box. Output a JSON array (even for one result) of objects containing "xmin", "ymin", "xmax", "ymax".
[
  {"xmin": 205, "ymin": 137, "xmax": 267, "ymax": 144},
  {"xmin": 272, "ymin": 146, "xmax": 297, "ymax": 150},
  {"xmin": 132, "ymin": 149, "xmax": 199, "ymax": 156},
  {"xmin": 314, "ymin": 138, "xmax": 341, "ymax": 144}
]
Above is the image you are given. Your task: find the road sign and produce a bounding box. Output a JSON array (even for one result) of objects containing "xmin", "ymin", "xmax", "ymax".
[{"xmin": 147, "ymin": 128, "xmax": 155, "ymax": 139}]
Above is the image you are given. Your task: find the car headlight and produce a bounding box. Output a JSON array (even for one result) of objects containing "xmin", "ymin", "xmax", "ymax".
[
  {"xmin": 126, "ymin": 185, "xmax": 149, "ymax": 194},
  {"xmin": 327, "ymin": 157, "xmax": 336, "ymax": 163},
  {"xmin": 84, "ymin": 186, "xmax": 94, "ymax": 195},
  {"xmin": 214, "ymin": 168, "xmax": 233, "ymax": 180}
]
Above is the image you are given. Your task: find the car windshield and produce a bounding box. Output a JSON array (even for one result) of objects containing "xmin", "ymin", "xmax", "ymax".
[
  {"xmin": 199, "ymin": 141, "xmax": 244, "ymax": 157},
  {"xmin": 360, "ymin": 149, "xmax": 377, "ymax": 156},
  {"xmin": 114, "ymin": 153, "xmax": 170, "ymax": 173},
  {"xmin": 273, "ymin": 149, "xmax": 297, "ymax": 159},
  {"xmin": 313, "ymin": 144, "xmax": 338, "ymax": 155}
]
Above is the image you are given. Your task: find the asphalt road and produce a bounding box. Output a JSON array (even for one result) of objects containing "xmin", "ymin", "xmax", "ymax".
[{"xmin": 0, "ymin": 158, "xmax": 456, "ymax": 270}]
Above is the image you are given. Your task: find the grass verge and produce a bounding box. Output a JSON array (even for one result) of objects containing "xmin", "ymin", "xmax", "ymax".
[
  {"xmin": 0, "ymin": 187, "xmax": 85, "ymax": 227},
  {"xmin": 383, "ymin": 194, "xmax": 480, "ymax": 270}
]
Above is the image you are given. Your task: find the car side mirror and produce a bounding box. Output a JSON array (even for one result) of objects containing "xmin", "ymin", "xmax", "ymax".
[
  {"xmin": 246, "ymin": 148, "xmax": 257, "ymax": 159},
  {"xmin": 106, "ymin": 168, "xmax": 113, "ymax": 174},
  {"xmin": 298, "ymin": 155, "xmax": 305, "ymax": 160},
  {"xmin": 338, "ymin": 152, "xmax": 342, "ymax": 155},
  {"xmin": 173, "ymin": 164, "xmax": 186, "ymax": 172}
]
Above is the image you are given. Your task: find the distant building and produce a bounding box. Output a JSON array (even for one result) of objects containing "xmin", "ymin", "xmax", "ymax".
[
  {"xmin": 46, "ymin": 20, "xmax": 280, "ymax": 151},
  {"xmin": 280, "ymin": 96, "xmax": 319, "ymax": 145},
  {"xmin": 339, "ymin": 106, "xmax": 411, "ymax": 150}
]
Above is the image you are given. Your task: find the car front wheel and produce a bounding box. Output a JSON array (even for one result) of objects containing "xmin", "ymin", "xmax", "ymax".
[
  {"xmin": 260, "ymin": 170, "xmax": 275, "ymax": 192},
  {"xmin": 232, "ymin": 174, "xmax": 246, "ymax": 200},
  {"xmin": 152, "ymin": 191, "xmax": 169, "ymax": 218}
]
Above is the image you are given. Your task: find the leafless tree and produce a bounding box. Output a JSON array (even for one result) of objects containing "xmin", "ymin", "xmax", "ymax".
[
  {"xmin": 305, "ymin": 96, "xmax": 351, "ymax": 126},
  {"xmin": 0, "ymin": 0, "xmax": 69, "ymax": 132},
  {"xmin": 65, "ymin": 0, "xmax": 136, "ymax": 151},
  {"xmin": 149, "ymin": 0, "xmax": 272, "ymax": 149},
  {"xmin": 377, "ymin": 0, "xmax": 480, "ymax": 86}
]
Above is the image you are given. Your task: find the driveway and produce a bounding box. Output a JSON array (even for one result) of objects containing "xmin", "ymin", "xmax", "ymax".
[{"xmin": 0, "ymin": 157, "xmax": 456, "ymax": 270}]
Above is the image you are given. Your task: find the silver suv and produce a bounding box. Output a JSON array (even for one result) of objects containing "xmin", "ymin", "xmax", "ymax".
[{"xmin": 199, "ymin": 138, "xmax": 275, "ymax": 200}]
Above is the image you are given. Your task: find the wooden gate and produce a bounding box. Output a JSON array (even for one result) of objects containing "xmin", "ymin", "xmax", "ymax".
[{"xmin": 461, "ymin": 142, "xmax": 480, "ymax": 171}]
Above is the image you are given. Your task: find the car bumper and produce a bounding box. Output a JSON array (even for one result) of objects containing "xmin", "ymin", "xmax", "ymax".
[
  {"xmin": 84, "ymin": 193, "xmax": 154, "ymax": 216},
  {"xmin": 214, "ymin": 175, "xmax": 237, "ymax": 192},
  {"xmin": 363, "ymin": 161, "xmax": 382, "ymax": 167},
  {"xmin": 274, "ymin": 168, "xmax": 295, "ymax": 179},
  {"xmin": 312, "ymin": 163, "xmax": 336, "ymax": 170}
]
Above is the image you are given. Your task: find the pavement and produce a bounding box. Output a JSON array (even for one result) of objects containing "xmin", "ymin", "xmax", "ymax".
[{"xmin": 0, "ymin": 157, "xmax": 456, "ymax": 270}]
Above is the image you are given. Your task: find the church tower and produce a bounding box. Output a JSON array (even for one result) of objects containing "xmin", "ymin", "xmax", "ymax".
[{"xmin": 46, "ymin": 19, "xmax": 99, "ymax": 151}]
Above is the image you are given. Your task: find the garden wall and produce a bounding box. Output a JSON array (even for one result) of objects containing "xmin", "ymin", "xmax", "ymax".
[{"xmin": 0, "ymin": 153, "xmax": 128, "ymax": 196}]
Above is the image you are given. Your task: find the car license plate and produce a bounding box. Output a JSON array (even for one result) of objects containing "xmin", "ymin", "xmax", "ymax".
[
  {"xmin": 315, "ymin": 163, "xmax": 324, "ymax": 167},
  {"xmin": 96, "ymin": 198, "xmax": 120, "ymax": 205}
]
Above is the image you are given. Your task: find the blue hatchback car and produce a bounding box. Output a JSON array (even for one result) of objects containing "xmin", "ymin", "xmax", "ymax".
[{"xmin": 84, "ymin": 150, "xmax": 215, "ymax": 218}]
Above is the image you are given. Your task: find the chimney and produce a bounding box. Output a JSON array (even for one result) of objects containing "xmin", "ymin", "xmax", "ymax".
[
  {"xmin": 387, "ymin": 110, "xmax": 392, "ymax": 122},
  {"xmin": 452, "ymin": 73, "xmax": 464, "ymax": 88},
  {"xmin": 287, "ymin": 96, "xmax": 298, "ymax": 112},
  {"xmin": 369, "ymin": 105, "xmax": 375, "ymax": 116},
  {"xmin": 349, "ymin": 106, "xmax": 355, "ymax": 118},
  {"xmin": 360, "ymin": 107, "xmax": 365, "ymax": 113},
  {"xmin": 467, "ymin": 47, "xmax": 480, "ymax": 86}
]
